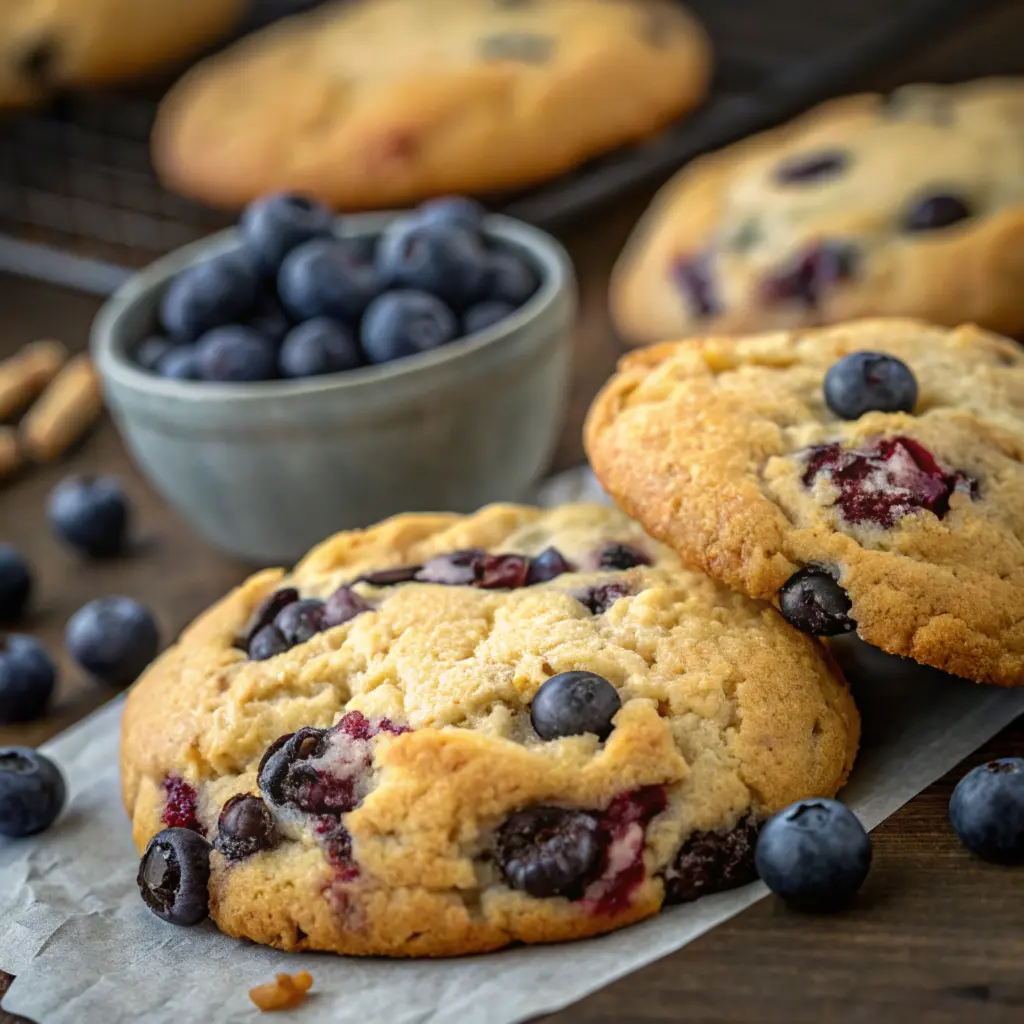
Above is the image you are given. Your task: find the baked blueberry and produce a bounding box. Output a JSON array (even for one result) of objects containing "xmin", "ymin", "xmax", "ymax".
[
  {"xmin": 65, "ymin": 596, "xmax": 160, "ymax": 688},
  {"xmin": 240, "ymin": 587, "xmax": 299, "ymax": 652},
  {"xmin": 278, "ymin": 238, "xmax": 382, "ymax": 322},
  {"xmin": 417, "ymin": 196, "xmax": 485, "ymax": 231},
  {"xmin": 248, "ymin": 625, "xmax": 289, "ymax": 662},
  {"xmin": 0, "ymin": 544, "xmax": 32, "ymax": 620},
  {"xmin": 531, "ymin": 670, "xmax": 621, "ymax": 740},
  {"xmin": 257, "ymin": 727, "xmax": 340, "ymax": 812},
  {"xmin": 0, "ymin": 636, "xmax": 56, "ymax": 724},
  {"xmin": 774, "ymin": 149, "xmax": 849, "ymax": 185},
  {"xmin": 824, "ymin": 352, "xmax": 918, "ymax": 420},
  {"xmin": 778, "ymin": 568, "xmax": 854, "ymax": 636},
  {"xmin": 47, "ymin": 474, "xmax": 130, "ymax": 558},
  {"xmin": 672, "ymin": 251, "xmax": 720, "ymax": 318},
  {"xmin": 575, "ymin": 581, "xmax": 631, "ymax": 615},
  {"xmin": 160, "ymin": 253, "xmax": 259, "ymax": 341},
  {"xmin": 664, "ymin": 816, "xmax": 760, "ymax": 904},
  {"xmin": 215, "ymin": 794, "xmax": 278, "ymax": 861},
  {"xmin": 196, "ymin": 326, "xmax": 278, "ymax": 382},
  {"xmin": 760, "ymin": 240, "xmax": 858, "ymax": 308},
  {"xmin": 361, "ymin": 290, "xmax": 458, "ymax": 364},
  {"xmin": 0, "ymin": 748, "xmax": 66, "ymax": 837},
  {"xmin": 135, "ymin": 335, "xmax": 175, "ymax": 372},
  {"xmin": 496, "ymin": 806, "xmax": 601, "ymax": 898},
  {"xmin": 949, "ymin": 758, "xmax": 1024, "ymax": 864},
  {"xmin": 597, "ymin": 542, "xmax": 651, "ymax": 570},
  {"xmin": 904, "ymin": 192, "xmax": 972, "ymax": 232},
  {"xmin": 274, "ymin": 599, "xmax": 326, "ymax": 646},
  {"xmin": 279, "ymin": 318, "xmax": 361, "ymax": 378},
  {"xmin": 463, "ymin": 300, "xmax": 516, "ymax": 335},
  {"xmin": 322, "ymin": 586, "xmax": 371, "ymax": 628},
  {"xmin": 479, "ymin": 248, "xmax": 539, "ymax": 306},
  {"xmin": 525, "ymin": 546, "xmax": 574, "ymax": 585},
  {"xmin": 376, "ymin": 222, "xmax": 487, "ymax": 309},
  {"xmin": 137, "ymin": 827, "xmax": 213, "ymax": 926},
  {"xmin": 241, "ymin": 192, "xmax": 334, "ymax": 274},
  {"xmin": 156, "ymin": 345, "xmax": 202, "ymax": 381},
  {"xmin": 755, "ymin": 799, "xmax": 871, "ymax": 912}
]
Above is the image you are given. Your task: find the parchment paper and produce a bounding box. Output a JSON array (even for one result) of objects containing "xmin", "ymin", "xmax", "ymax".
[{"xmin": 2, "ymin": 469, "xmax": 1022, "ymax": 1024}]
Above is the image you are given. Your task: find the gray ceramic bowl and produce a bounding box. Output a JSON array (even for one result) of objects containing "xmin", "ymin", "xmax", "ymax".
[{"xmin": 91, "ymin": 213, "xmax": 576, "ymax": 564}]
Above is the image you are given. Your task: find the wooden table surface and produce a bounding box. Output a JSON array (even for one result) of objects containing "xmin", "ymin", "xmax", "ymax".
[{"xmin": 4, "ymin": 7, "xmax": 1024, "ymax": 1020}]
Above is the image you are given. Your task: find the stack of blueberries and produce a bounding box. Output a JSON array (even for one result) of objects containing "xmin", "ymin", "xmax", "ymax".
[{"xmin": 137, "ymin": 194, "xmax": 541, "ymax": 382}]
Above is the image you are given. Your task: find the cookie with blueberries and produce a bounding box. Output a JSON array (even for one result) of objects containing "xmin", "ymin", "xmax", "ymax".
[
  {"xmin": 121, "ymin": 502, "xmax": 858, "ymax": 955},
  {"xmin": 612, "ymin": 80, "xmax": 1024, "ymax": 343},
  {"xmin": 586, "ymin": 319, "xmax": 1024, "ymax": 686}
]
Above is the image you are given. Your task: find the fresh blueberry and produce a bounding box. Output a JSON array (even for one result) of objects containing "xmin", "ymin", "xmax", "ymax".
[
  {"xmin": 417, "ymin": 196, "xmax": 486, "ymax": 230},
  {"xmin": 778, "ymin": 568, "xmax": 855, "ymax": 636},
  {"xmin": 361, "ymin": 290, "xmax": 458, "ymax": 364},
  {"xmin": 824, "ymin": 352, "xmax": 918, "ymax": 420},
  {"xmin": 0, "ymin": 748, "xmax": 66, "ymax": 837},
  {"xmin": 949, "ymin": 758, "xmax": 1024, "ymax": 864},
  {"xmin": 243, "ymin": 296, "xmax": 293, "ymax": 347},
  {"xmin": 0, "ymin": 636, "xmax": 56, "ymax": 723},
  {"xmin": 65, "ymin": 596, "xmax": 160, "ymax": 688},
  {"xmin": 273, "ymin": 598, "xmax": 325, "ymax": 646},
  {"xmin": 196, "ymin": 325, "xmax": 278, "ymax": 382},
  {"xmin": 160, "ymin": 253, "xmax": 259, "ymax": 341},
  {"xmin": 531, "ymin": 671, "xmax": 622, "ymax": 741},
  {"xmin": 904, "ymin": 192, "xmax": 972, "ymax": 232},
  {"xmin": 463, "ymin": 300, "xmax": 515, "ymax": 335},
  {"xmin": 278, "ymin": 238, "xmax": 382, "ymax": 322},
  {"xmin": 137, "ymin": 827, "xmax": 212, "ymax": 926},
  {"xmin": 279, "ymin": 319, "xmax": 361, "ymax": 378},
  {"xmin": 214, "ymin": 794, "xmax": 278, "ymax": 861},
  {"xmin": 376, "ymin": 222, "xmax": 487, "ymax": 309},
  {"xmin": 480, "ymin": 248, "xmax": 539, "ymax": 306},
  {"xmin": 755, "ymin": 799, "xmax": 871, "ymax": 912},
  {"xmin": 47, "ymin": 475, "xmax": 130, "ymax": 559},
  {"xmin": 496, "ymin": 806, "xmax": 601, "ymax": 898},
  {"xmin": 0, "ymin": 544, "xmax": 32, "ymax": 620},
  {"xmin": 241, "ymin": 192, "xmax": 334, "ymax": 274},
  {"xmin": 135, "ymin": 335, "xmax": 175, "ymax": 372},
  {"xmin": 156, "ymin": 345, "xmax": 201, "ymax": 381}
]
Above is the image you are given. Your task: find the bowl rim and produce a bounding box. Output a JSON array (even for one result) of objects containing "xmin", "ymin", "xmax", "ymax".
[{"xmin": 91, "ymin": 211, "xmax": 573, "ymax": 404}]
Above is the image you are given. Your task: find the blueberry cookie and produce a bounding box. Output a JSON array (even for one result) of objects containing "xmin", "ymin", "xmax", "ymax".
[
  {"xmin": 151, "ymin": 0, "xmax": 710, "ymax": 209},
  {"xmin": 121, "ymin": 503, "xmax": 858, "ymax": 957},
  {"xmin": 0, "ymin": 0, "xmax": 244, "ymax": 107},
  {"xmin": 585, "ymin": 319, "xmax": 1024, "ymax": 686},
  {"xmin": 611, "ymin": 80, "xmax": 1024, "ymax": 344}
]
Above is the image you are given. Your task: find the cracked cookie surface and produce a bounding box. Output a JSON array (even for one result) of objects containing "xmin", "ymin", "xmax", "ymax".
[
  {"xmin": 151, "ymin": 0, "xmax": 710, "ymax": 209},
  {"xmin": 121, "ymin": 503, "xmax": 857, "ymax": 957},
  {"xmin": 611, "ymin": 80, "xmax": 1024, "ymax": 344},
  {"xmin": 585, "ymin": 319, "xmax": 1024, "ymax": 686}
]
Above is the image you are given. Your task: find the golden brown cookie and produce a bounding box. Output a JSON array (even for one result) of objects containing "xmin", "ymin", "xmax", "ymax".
[
  {"xmin": 151, "ymin": 0, "xmax": 711, "ymax": 209},
  {"xmin": 612, "ymin": 80, "xmax": 1024, "ymax": 344},
  {"xmin": 586, "ymin": 319, "xmax": 1024, "ymax": 686},
  {"xmin": 122, "ymin": 503, "xmax": 857, "ymax": 957},
  {"xmin": 0, "ymin": 0, "xmax": 244, "ymax": 107}
]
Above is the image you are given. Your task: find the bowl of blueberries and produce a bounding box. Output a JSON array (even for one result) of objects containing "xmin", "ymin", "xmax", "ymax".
[{"xmin": 92, "ymin": 193, "xmax": 575, "ymax": 563}]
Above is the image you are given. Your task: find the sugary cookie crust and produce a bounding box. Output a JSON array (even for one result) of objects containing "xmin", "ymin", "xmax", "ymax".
[
  {"xmin": 612, "ymin": 80, "xmax": 1024, "ymax": 344},
  {"xmin": 586, "ymin": 319, "xmax": 1024, "ymax": 686},
  {"xmin": 121, "ymin": 503, "xmax": 857, "ymax": 957},
  {"xmin": 151, "ymin": 0, "xmax": 710, "ymax": 209}
]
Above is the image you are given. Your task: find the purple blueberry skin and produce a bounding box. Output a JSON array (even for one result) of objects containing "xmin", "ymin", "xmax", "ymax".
[
  {"xmin": 243, "ymin": 297, "xmax": 293, "ymax": 347},
  {"xmin": 159, "ymin": 253, "xmax": 259, "ymax": 342},
  {"xmin": 416, "ymin": 196, "xmax": 486, "ymax": 230},
  {"xmin": 0, "ymin": 544, "xmax": 32, "ymax": 621},
  {"xmin": 949, "ymin": 759, "xmax": 1024, "ymax": 864},
  {"xmin": 0, "ymin": 748, "xmax": 66, "ymax": 837},
  {"xmin": 135, "ymin": 335, "xmax": 175, "ymax": 372},
  {"xmin": 0, "ymin": 636, "xmax": 56, "ymax": 724},
  {"xmin": 530, "ymin": 670, "xmax": 621, "ymax": 741},
  {"xmin": 156, "ymin": 345, "xmax": 202, "ymax": 381},
  {"xmin": 196, "ymin": 326, "xmax": 278, "ymax": 382},
  {"xmin": 480, "ymin": 248, "xmax": 539, "ymax": 306},
  {"xmin": 65, "ymin": 595, "xmax": 160, "ymax": 688},
  {"xmin": 241, "ymin": 192, "xmax": 335, "ymax": 275},
  {"xmin": 279, "ymin": 318, "xmax": 362, "ymax": 378},
  {"xmin": 278, "ymin": 238, "xmax": 383, "ymax": 323},
  {"xmin": 823, "ymin": 352, "xmax": 918, "ymax": 420},
  {"xmin": 463, "ymin": 300, "xmax": 516, "ymax": 335},
  {"xmin": 361, "ymin": 290, "xmax": 459, "ymax": 365},
  {"xmin": 47, "ymin": 474, "xmax": 130, "ymax": 559}
]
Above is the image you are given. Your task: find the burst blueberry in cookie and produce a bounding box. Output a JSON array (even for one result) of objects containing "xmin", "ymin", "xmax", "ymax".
[
  {"xmin": 122, "ymin": 503, "xmax": 858, "ymax": 956},
  {"xmin": 586, "ymin": 320, "xmax": 1024, "ymax": 685}
]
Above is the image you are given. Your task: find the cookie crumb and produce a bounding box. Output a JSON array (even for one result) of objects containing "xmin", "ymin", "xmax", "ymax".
[{"xmin": 249, "ymin": 971, "xmax": 314, "ymax": 1012}]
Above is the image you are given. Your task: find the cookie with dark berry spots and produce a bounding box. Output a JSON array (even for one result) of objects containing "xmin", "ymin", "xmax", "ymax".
[
  {"xmin": 611, "ymin": 80, "xmax": 1024, "ymax": 343},
  {"xmin": 586, "ymin": 319, "xmax": 1024, "ymax": 686},
  {"xmin": 120, "ymin": 502, "xmax": 857, "ymax": 957},
  {"xmin": 152, "ymin": 0, "xmax": 710, "ymax": 210},
  {"xmin": 0, "ymin": 0, "xmax": 243, "ymax": 108}
]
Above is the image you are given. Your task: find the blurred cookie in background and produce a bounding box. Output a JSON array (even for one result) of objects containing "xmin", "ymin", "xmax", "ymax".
[
  {"xmin": 611, "ymin": 80, "xmax": 1024, "ymax": 344},
  {"xmin": 0, "ymin": 0, "xmax": 245, "ymax": 107},
  {"xmin": 151, "ymin": 0, "xmax": 711, "ymax": 210}
]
